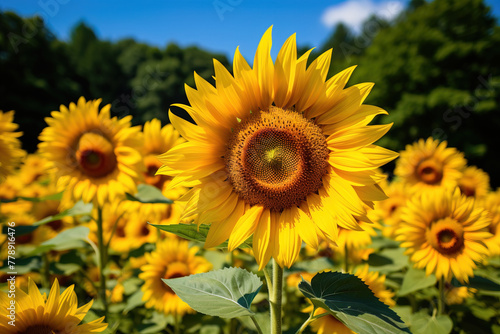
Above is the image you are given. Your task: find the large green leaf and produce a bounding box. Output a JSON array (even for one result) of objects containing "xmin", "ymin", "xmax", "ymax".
[
  {"xmin": 126, "ymin": 184, "xmax": 172, "ymax": 204},
  {"xmin": 34, "ymin": 200, "xmax": 93, "ymax": 226},
  {"xmin": 150, "ymin": 223, "xmax": 252, "ymax": 249},
  {"xmin": 299, "ymin": 271, "xmax": 411, "ymax": 334},
  {"xmin": 398, "ymin": 267, "xmax": 437, "ymax": 296},
  {"xmin": 163, "ymin": 267, "xmax": 262, "ymax": 318}
]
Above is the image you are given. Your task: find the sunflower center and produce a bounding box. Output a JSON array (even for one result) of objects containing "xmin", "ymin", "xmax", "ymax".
[
  {"xmin": 20, "ymin": 325, "xmax": 57, "ymax": 334},
  {"xmin": 458, "ymin": 181, "xmax": 476, "ymax": 197},
  {"xmin": 416, "ymin": 159, "xmax": 443, "ymax": 185},
  {"xmin": 427, "ymin": 218, "xmax": 464, "ymax": 255},
  {"xmin": 163, "ymin": 262, "xmax": 190, "ymax": 294},
  {"xmin": 143, "ymin": 155, "xmax": 170, "ymax": 189},
  {"xmin": 75, "ymin": 132, "xmax": 117, "ymax": 178},
  {"xmin": 225, "ymin": 107, "xmax": 329, "ymax": 211}
]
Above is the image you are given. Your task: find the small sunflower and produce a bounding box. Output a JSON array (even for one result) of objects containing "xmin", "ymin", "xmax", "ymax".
[
  {"xmin": 132, "ymin": 119, "xmax": 187, "ymax": 223},
  {"xmin": 158, "ymin": 27, "xmax": 396, "ymax": 269},
  {"xmin": 335, "ymin": 215, "xmax": 381, "ymax": 253},
  {"xmin": 457, "ymin": 166, "xmax": 490, "ymax": 199},
  {"xmin": 395, "ymin": 137, "xmax": 466, "ymax": 191},
  {"xmin": 18, "ymin": 153, "xmax": 51, "ymax": 185},
  {"xmin": 480, "ymin": 189, "xmax": 500, "ymax": 256},
  {"xmin": 38, "ymin": 97, "xmax": 144, "ymax": 208},
  {"xmin": 0, "ymin": 279, "xmax": 107, "ymax": 333},
  {"xmin": 371, "ymin": 179, "xmax": 411, "ymax": 239},
  {"xmin": 396, "ymin": 188, "xmax": 491, "ymax": 282},
  {"xmin": 139, "ymin": 238, "xmax": 212, "ymax": 315},
  {"xmin": 445, "ymin": 285, "xmax": 476, "ymax": 305},
  {"xmin": 0, "ymin": 110, "xmax": 25, "ymax": 181}
]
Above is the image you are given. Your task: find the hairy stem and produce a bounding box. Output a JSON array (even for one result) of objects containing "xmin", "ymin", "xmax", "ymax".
[{"xmin": 270, "ymin": 259, "xmax": 283, "ymax": 334}]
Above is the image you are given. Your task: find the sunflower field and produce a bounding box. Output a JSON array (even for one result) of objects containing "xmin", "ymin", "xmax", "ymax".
[{"xmin": 1, "ymin": 0, "xmax": 500, "ymax": 333}]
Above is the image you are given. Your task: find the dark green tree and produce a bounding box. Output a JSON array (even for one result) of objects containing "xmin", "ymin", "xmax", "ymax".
[{"xmin": 352, "ymin": 0, "xmax": 500, "ymax": 185}]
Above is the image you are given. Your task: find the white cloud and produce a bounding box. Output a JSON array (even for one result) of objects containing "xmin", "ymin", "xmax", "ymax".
[{"xmin": 321, "ymin": 0, "xmax": 404, "ymax": 31}]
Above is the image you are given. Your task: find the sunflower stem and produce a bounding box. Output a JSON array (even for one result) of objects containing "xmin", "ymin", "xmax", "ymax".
[
  {"xmin": 250, "ymin": 315, "xmax": 264, "ymax": 334},
  {"xmin": 438, "ymin": 276, "xmax": 446, "ymax": 315},
  {"xmin": 270, "ymin": 259, "xmax": 283, "ymax": 334},
  {"xmin": 41, "ymin": 253, "xmax": 50, "ymax": 290},
  {"xmin": 344, "ymin": 244, "xmax": 349, "ymax": 273},
  {"xmin": 96, "ymin": 205, "xmax": 109, "ymax": 318}
]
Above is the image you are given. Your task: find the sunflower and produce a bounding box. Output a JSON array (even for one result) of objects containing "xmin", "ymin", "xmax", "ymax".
[
  {"xmin": 38, "ymin": 97, "xmax": 144, "ymax": 208},
  {"xmin": 0, "ymin": 279, "xmax": 107, "ymax": 333},
  {"xmin": 158, "ymin": 27, "xmax": 396, "ymax": 269},
  {"xmin": 371, "ymin": 179, "xmax": 411, "ymax": 239},
  {"xmin": 304, "ymin": 265, "xmax": 394, "ymax": 334},
  {"xmin": 18, "ymin": 153, "xmax": 51, "ymax": 185},
  {"xmin": 131, "ymin": 119, "xmax": 187, "ymax": 223},
  {"xmin": 395, "ymin": 137, "xmax": 466, "ymax": 191},
  {"xmin": 480, "ymin": 189, "xmax": 500, "ymax": 256},
  {"xmin": 0, "ymin": 110, "xmax": 25, "ymax": 182},
  {"xmin": 396, "ymin": 188, "xmax": 491, "ymax": 282},
  {"xmin": 139, "ymin": 238, "xmax": 212, "ymax": 315},
  {"xmin": 445, "ymin": 285, "xmax": 476, "ymax": 305},
  {"xmin": 457, "ymin": 166, "xmax": 490, "ymax": 199},
  {"xmin": 335, "ymin": 216, "xmax": 381, "ymax": 252}
]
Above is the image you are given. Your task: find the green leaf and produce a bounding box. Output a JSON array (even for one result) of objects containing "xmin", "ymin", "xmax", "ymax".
[
  {"xmin": 0, "ymin": 192, "xmax": 63, "ymax": 203},
  {"xmin": 0, "ymin": 256, "xmax": 41, "ymax": 274},
  {"xmin": 126, "ymin": 184, "xmax": 173, "ymax": 204},
  {"xmin": 299, "ymin": 271, "xmax": 411, "ymax": 334},
  {"xmin": 124, "ymin": 289, "xmax": 145, "ymax": 314},
  {"xmin": 28, "ymin": 226, "xmax": 90, "ymax": 255},
  {"xmin": 34, "ymin": 200, "xmax": 93, "ymax": 226},
  {"xmin": 451, "ymin": 275, "xmax": 500, "ymax": 291},
  {"xmin": 51, "ymin": 250, "xmax": 86, "ymax": 275},
  {"xmin": 368, "ymin": 247, "xmax": 408, "ymax": 273},
  {"xmin": 150, "ymin": 223, "xmax": 252, "ymax": 249},
  {"xmin": 410, "ymin": 311, "xmax": 452, "ymax": 334},
  {"xmin": 2, "ymin": 224, "xmax": 38, "ymax": 237},
  {"xmin": 398, "ymin": 267, "xmax": 437, "ymax": 296},
  {"xmin": 163, "ymin": 267, "xmax": 262, "ymax": 318}
]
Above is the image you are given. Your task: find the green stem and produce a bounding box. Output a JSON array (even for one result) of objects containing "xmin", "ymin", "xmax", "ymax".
[
  {"xmin": 96, "ymin": 206, "xmax": 108, "ymax": 318},
  {"xmin": 174, "ymin": 313, "xmax": 181, "ymax": 334},
  {"xmin": 438, "ymin": 276, "xmax": 446, "ymax": 315},
  {"xmin": 250, "ymin": 315, "xmax": 264, "ymax": 334},
  {"xmin": 344, "ymin": 243, "xmax": 349, "ymax": 273},
  {"xmin": 295, "ymin": 308, "xmax": 329, "ymax": 334},
  {"xmin": 270, "ymin": 259, "xmax": 283, "ymax": 334},
  {"xmin": 41, "ymin": 253, "xmax": 50, "ymax": 290}
]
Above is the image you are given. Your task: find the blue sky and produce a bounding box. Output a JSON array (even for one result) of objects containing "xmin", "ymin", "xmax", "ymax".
[{"xmin": 2, "ymin": 0, "xmax": 500, "ymax": 61}]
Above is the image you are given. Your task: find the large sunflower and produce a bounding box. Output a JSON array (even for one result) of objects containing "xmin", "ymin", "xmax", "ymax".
[
  {"xmin": 0, "ymin": 279, "xmax": 107, "ymax": 333},
  {"xmin": 139, "ymin": 238, "xmax": 212, "ymax": 315},
  {"xmin": 0, "ymin": 110, "xmax": 25, "ymax": 181},
  {"xmin": 158, "ymin": 27, "xmax": 397, "ymax": 269},
  {"xmin": 38, "ymin": 97, "xmax": 144, "ymax": 208},
  {"xmin": 394, "ymin": 137, "xmax": 466, "ymax": 191},
  {"xmin": 396, "ymin": 188, "xmax": 490, "ymax": 282}
]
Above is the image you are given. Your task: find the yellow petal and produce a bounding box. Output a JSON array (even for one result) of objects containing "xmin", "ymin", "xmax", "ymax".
[{"xmin": 228, "ymin": 205, "xmax": 264, "ymax": 251}]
